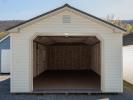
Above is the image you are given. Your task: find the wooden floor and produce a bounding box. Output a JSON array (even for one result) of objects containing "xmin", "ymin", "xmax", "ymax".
[{"xmin": 33, "ymin": 70, "xmax": 101, "ymax": 93}]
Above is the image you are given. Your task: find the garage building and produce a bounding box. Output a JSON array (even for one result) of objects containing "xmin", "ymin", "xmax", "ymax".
[{"xmin": 7, "ymin": 4, "xmax": 126, "ymax": 93}]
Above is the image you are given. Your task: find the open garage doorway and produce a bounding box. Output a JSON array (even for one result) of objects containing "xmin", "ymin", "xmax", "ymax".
[{"xmin": 33, "ymin": 36, "xmax": 101, "ymax": 93}]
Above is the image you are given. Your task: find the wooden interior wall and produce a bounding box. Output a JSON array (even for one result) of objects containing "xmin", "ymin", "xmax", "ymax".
[
  {"xmin": 33, "ymin": 42, "xmax": 37, "ymax": 77},
  {"xmin": 91, "ymin": 43, "xmax": 101, "ymax": 75},
  {"xmin": 47, "ymin": 45, "xmax": 91, "ymax": 70},
  {"xmin": 33, "ymin": 42, "xmax": 101, "ymax": 76},
  {"xmin": 33, "ymin": 43, "xmax": 47, "ymax": 77}
]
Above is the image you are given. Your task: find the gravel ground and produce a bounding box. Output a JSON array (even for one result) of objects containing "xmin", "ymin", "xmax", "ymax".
[{"xmin": 0, "ymin": 74, "xmax": 133, "ymax": 100}]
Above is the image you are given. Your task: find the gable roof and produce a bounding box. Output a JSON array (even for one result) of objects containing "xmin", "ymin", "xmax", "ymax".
[
  {"xmin": 6, "ymin": 4, "xmax": 126, "ymax": 32},
  {"xmin": 0, "ymin": 20, "xmax": 24, "ymax": 32}
]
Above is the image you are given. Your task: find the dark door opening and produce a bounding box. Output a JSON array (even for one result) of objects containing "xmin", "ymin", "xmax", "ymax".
[{"xmin": 33, "ymin": 36, "xmax": 101, "ymax": 93}]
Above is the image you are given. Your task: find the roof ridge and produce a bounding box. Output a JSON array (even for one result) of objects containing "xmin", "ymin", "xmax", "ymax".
[{"xmin": 64, "ymin": 3, "xmax": 71, "ymax": 6}]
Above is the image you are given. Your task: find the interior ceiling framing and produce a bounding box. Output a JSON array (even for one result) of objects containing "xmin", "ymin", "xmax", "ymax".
[{"xmin": 34, "ymin": 36, "xmax": 100, "ymax": 45}]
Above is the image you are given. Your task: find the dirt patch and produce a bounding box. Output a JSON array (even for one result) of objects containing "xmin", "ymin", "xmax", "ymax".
[{"xmin": 124, "ymin": 81, "xmax": 133, "ymax": 94}]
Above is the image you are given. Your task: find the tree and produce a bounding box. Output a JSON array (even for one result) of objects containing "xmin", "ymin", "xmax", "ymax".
[
  {"xmin": 0, "ymin": 32, "xmax": 8, "ymax": 39},
  {"xmin": 105, "ymin": 14, "xmax": 132, "ymax": 32},
  {"xmin": 126, "ymin": 24, "xmax": 133, "ymax": 33}
]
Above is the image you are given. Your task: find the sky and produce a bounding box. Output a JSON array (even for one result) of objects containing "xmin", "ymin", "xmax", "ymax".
[{"xmin": 0, "ymin": 0, "xmax": 132, "ymax": 20}]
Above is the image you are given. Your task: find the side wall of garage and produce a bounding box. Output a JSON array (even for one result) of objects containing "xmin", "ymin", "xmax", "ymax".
[
  {"xmin": 123, "ymin": 45, "xmax": 133, "ymax": 84},
  {"xmin": 33, "ymin": 43, "xmax": 47, "ymax": 77},
  {"xmin": 91, "ymin": 43, "xmax": 101, "ymax": 75},
  {"xmin": 10, "ymin": 9, "xmax": 123, "ymax": 93}
]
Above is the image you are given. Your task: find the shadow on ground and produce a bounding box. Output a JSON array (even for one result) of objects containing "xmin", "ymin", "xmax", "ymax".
[{"xmin": 0, "ymin": 74, "xmax": 133, "ymax": 100}]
